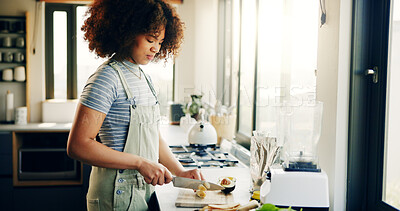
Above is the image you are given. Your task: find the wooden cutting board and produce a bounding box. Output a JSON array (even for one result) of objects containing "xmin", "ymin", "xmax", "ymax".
[{"xmin": 175, "ymin": 189, "xmax": 235, "ymax": 208}]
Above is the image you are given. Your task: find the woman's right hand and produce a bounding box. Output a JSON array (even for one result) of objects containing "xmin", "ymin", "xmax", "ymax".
[{"xmin": 138, "ymin": 158, "xmax": 173, "ymax": 186}]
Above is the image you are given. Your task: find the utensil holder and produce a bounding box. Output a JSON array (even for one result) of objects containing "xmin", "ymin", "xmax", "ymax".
[
  {"xmin": 250, "ymin": 132, "xmax": 280, "ymax": 191},
  {"xmin": 209, "ymin": 114, "xmax": 236, "ymax": 145}
]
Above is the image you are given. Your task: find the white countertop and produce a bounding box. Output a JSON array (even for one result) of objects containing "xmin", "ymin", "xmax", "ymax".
[
  {"xmin": 159, "ymin": 123, "xmax": 190, "ymax": 145},
  {"xmin": 0, "ymin": 122, "xmax": 72, "ymax": 132},
  {"xmin": 157, "ymin": 124, "xmax": 252, "ymax": 210},
  {"xmin": 0, "ymin": 122, "xmax": 252, "ymax": 209}
]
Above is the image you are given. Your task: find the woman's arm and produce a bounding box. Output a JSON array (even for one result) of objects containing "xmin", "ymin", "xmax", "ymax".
[
  {"xmin": 158, "ymin": 132, "xmax": 204, "ymax": 180},
  {"xmin": 67, "ymin": 103, "xmax": 142, "ymax": 169},
  {"xmin": 67, "ymin": 103, "xmax": 171, "ymax": 185}
]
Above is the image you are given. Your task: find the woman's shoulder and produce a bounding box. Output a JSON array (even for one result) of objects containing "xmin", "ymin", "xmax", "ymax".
[
  {"xmin": 87, "ymin": 60, "xmax": 119, "ymax": 84},
  {"xmin": 96, "ymin": 60, "xmax": 118, "ymax": 76},
  {"xmin": 80, "ymin": 60, "xmax": 120, "ymax": 113}
]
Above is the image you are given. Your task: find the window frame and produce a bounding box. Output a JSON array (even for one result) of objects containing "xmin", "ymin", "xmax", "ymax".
[
  {"xmin": 222, "ymin": 0, "xmax": 254, "ymax": 144},
  {"xmin": 45, "ymin": 3, "xmax": 83, "ymax": 99},
  {"xmin": 224, "ymin": 0, "xmax": 319, "ymax": 145},
  {"xmin": 348, "ymin": 0, "xmax": 397, "ymax": 210}
]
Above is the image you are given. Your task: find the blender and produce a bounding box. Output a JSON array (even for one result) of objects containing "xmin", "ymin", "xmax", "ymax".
[{"xmin": 260, "ymin": 101, "xmax": 329, "ymax": 210}]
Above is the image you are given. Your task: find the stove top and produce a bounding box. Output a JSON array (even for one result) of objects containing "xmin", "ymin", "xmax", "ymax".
[{"xmin": 170, "ymin": 144, "xmax": 239, "ymax": 168}]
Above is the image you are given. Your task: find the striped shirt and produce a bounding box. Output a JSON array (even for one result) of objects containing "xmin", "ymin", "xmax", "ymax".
[{"xmin": 80, "ymin": 59, "xmax": 157, "ymax": 151}]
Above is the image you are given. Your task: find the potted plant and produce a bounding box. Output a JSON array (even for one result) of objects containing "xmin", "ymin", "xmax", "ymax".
[{"xmin": 182, "ymin": 95, "xmax": 203, "ymax": 120}]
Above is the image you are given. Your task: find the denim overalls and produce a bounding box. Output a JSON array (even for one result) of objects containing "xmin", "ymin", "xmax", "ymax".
[{"xmin": 86, "ymin": 60, "xmax": 160, "ymax": 211}]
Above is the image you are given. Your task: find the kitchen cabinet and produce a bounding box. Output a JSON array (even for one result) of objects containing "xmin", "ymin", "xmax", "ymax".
[
  {"xmin": 0, "ymin": 131, "xmax": 13, "ymax": 175},
  {"xmin": 0, "ymin": 125, "xmax": 91, "ymax": 211},
  {"xmin": 0, "ymin": 131, "xmax": 13, "ymax": 211},
  {"xmin": 12, "ymin": 131, "xmax": 85, "ymax": 186},
  {"xmin": 0, "ymin": 12, "xmax": 30, "ymax": 123},
  {"xmin": 0, "ymin": 177, "xmax": 14, "ymax": 211},
  {"xmin": 13, "ymin": 170, "xmax": 91, "ymax": 211}
]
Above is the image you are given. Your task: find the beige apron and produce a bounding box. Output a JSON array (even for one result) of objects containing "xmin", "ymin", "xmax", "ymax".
[{"xmin": 86, "ymin": 61, "xmax": 160, "ymax": 211}]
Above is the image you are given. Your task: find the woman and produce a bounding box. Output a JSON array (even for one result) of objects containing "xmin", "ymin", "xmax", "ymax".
[{"xmin": 67, "ymin": 0, "xmax": 203, "ymax": 210}]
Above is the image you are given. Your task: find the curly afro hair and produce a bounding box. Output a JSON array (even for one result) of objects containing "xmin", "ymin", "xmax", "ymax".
[{"xmin": 81, "ymin": 0, "xmax": 184, "ymax": 61}]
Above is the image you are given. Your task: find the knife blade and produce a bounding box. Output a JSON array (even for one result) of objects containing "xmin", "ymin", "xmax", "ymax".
[{"xmin": 172, "ymin": 176, "xmax": 224, "ymax": 190}]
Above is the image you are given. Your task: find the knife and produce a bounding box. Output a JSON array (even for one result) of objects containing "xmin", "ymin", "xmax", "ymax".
[{"xmin": 172, "ymin": 176, "xmax": 224, "ymax": 190}]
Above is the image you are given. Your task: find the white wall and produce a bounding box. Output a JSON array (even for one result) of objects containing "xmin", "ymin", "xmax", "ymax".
[
  {"xmin": 0, "ymin": 0, "xmax": 45, "ymax": 123},
  {"xmin": 175, "ymin": 0, "xmax": 219, "ymax": 106},
  {"xmin": 317, "ymin": 0, "xmax": 352, "ymax": 210}
]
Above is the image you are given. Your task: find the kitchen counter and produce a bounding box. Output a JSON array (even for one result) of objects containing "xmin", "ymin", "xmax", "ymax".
[
  {"xmin": 0, "ymin": 122, "xmax": 71, "ymax": 132},
  {"xmin": 157, "ymin": 124, "xmax": 252, "ymax": 210}
]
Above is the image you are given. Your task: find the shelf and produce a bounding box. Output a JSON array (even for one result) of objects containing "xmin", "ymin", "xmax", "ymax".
[
  {"xmin": 0, "ymin": 121, "xmax": 14, "ymax": 124},
  {"xmin": 0, "ymin": 81, "xmax": 26, "ymax": 83},
  {"xmin": 0, "ymin": 16, "xmax": 26, "ymax": 35},
  {"xmin": 0, "ymin": 32, "xmax": 25, "ymax": 35},
  {"xmin": 0, "ymin": 47, "xmax": 25, "ymax": 49},
  {"xmin": 0, "ymin": 12, "xmax": 30, "ymax": 123},
  {"xmin": 0, "ymin": 15, "xmax": 25, "ymax": 19},
  {"xmin": 0, "ymin": 62, "xmax": 26, "ymax": 65}
]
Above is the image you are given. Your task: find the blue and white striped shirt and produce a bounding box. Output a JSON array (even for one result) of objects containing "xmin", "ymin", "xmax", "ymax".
[{"xmin": 80, "ymin": 59, "xmax": 157, "ymax": 151}]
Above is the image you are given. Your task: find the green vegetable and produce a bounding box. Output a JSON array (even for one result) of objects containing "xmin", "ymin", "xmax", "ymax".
[
  {"xmin": 256, "ymin": 203, "xmax": 277, "ymax": 211},
  {"xmin": 256, "ymin": 204, "xmax": 302, "ymax": 211}
]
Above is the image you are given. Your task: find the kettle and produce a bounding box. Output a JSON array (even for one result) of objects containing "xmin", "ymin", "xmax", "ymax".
[{"xmin": 188, "ymin": 109, "xmax": 218, "ymax": 145}]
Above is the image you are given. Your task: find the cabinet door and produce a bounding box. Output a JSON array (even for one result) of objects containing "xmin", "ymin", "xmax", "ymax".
[
  {"xmin": 0, "ymin": 131, "xmax": 13, "ymax": 175},
  {"xmin": 13, "ymin": 186, "xmax": 87, "ymax": 211},
  {"xmin": 0, "ymin": 177, "xmax": 13, "ymax": 210}
]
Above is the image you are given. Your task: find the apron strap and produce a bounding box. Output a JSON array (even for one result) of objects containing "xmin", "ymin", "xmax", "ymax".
[
  {"xmin": 108, "ymin": 60, "xmax": 159, "ymax": 107},
  {"xmin": 139, "ymin": 67, "xmax": 159, "ymax": 104},
  {"xmin": 108, "ymin": 61, "xmax": 135, "ymax": 104}
]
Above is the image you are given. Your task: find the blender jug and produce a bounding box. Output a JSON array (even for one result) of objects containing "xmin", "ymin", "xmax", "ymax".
[{"xmin": 278, "ymin": 101, "xmax": 323, "ymax": 172}]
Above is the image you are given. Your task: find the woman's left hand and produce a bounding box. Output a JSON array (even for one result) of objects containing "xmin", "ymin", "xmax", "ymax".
[{"xmin": 176, "ymin": 169, "xmax": 204, "ymax": 180}]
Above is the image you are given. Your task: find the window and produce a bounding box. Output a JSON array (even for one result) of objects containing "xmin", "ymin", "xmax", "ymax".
[
  {"xmin": 75, "ymin": 6, "xmax": 107, "ymax": 98},
  {"xmin": 45, "ymin": 3, "xmax": 106, "ymax": 99},
  {"xmin": 45, "ymin": 4, "xmax": 174, "ymax": 116},
  {"xmin": 384, "ymin": 0, "xmax": 400, "ymax": 207},
  {"xmin": 141, "ymin": 60, "xmax": 175, "ymax": 116},
  {"xmin": 52, "ymin": 11, "xmax": 68, "ymax": 99},
  {"xmin": 348, "ymin": 0, "xmax": 400, "ymax": 210},
  {"xmin": 223, "ymin": 0, "xmax": 319, "ymax": 144},
  {"xmin": 238, "ymin": 0, "xmax": 257, "ymax": 137}
]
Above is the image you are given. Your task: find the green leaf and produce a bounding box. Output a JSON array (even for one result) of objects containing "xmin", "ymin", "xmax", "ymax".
[{"xmin": 256, "ymin": 203, "xmax": 278, "ymax": 211}]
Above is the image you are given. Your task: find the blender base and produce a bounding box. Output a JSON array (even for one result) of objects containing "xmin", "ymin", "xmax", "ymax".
[
  {"xmin": 260, "ymin": 166, "xmax": 329, "ymax": 210},
  {"xmin": 284, "ymin": 161, "xmax": 321, "ymax": 172}
]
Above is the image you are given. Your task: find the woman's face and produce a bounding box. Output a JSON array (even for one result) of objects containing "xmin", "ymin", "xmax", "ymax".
[{"xmin": 131, "ymin": 28, "xmax": 165, "ymax": 65}]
